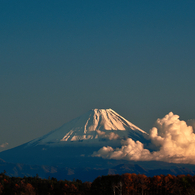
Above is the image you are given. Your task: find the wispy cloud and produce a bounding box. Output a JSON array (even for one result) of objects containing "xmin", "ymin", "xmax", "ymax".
[
  {"xmin": 93, "ymin": 112, "xmax": 195, "ymax": 164},
  {"xmin": 0, "ymin": 142, "xmax": 9, "ymax": 148},
  {"xmin": 96, "ymin": 130, "xmax": 120, "ymax": 140}
]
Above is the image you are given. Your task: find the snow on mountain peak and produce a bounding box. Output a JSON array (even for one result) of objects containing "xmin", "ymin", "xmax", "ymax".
[{"xmin": 27, "ymin": 108, "xmax": 148, "ymax": 146}]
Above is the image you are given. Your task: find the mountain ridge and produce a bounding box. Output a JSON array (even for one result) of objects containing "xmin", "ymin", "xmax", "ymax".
[{"xmin": 1, "ymin": 159, "xmax": 195, "ymax": 182}]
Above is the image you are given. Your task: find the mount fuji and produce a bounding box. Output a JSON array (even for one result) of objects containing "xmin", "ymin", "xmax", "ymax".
[
  {"xmin": 27, "ymin": 108, "xmax": 148, "ymax": 147},
  {"xmin": 0, "ymin": 108, "xmax": 149, "ymax": 168}
]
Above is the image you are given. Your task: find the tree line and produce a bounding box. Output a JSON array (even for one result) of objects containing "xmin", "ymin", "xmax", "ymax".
[{"xmin": 0, "ymin": 171, "xmax": 195, "ymax": 194}]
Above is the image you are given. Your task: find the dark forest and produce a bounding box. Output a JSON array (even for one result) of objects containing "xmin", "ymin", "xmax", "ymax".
[{"xmin": 0, "ymin": 171, "xmax": 195, "ymax": 195}]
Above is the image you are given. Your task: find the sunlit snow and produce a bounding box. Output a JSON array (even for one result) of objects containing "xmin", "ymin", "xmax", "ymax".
[{"xmin": 27, "ymin": 108, "xmax": 148, "ymax": 146}]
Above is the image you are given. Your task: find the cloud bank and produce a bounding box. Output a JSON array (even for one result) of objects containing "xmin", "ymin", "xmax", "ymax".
[{"xmin": 92, "ymin": 112, "xmax": 195, "ymax": 164}]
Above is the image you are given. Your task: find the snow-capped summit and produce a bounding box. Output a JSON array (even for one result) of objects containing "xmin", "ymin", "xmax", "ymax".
[{"xmin": 27, "ymin": 108, "xmax": 148, "ymax": 147}]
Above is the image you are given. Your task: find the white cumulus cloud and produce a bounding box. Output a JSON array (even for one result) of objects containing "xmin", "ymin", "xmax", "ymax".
[
  {"xmin": 92, "ymin": 138, "xmax": 151, "ymax": 161},
  {"xmin": 93, "ymin": 112, "xmax": 195, "ymax": 164}
]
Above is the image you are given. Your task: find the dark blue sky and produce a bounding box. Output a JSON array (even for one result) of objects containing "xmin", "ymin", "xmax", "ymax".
[{"xmin": 0, "ymin": 0, "xmax": 195, "ymax": 151}]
